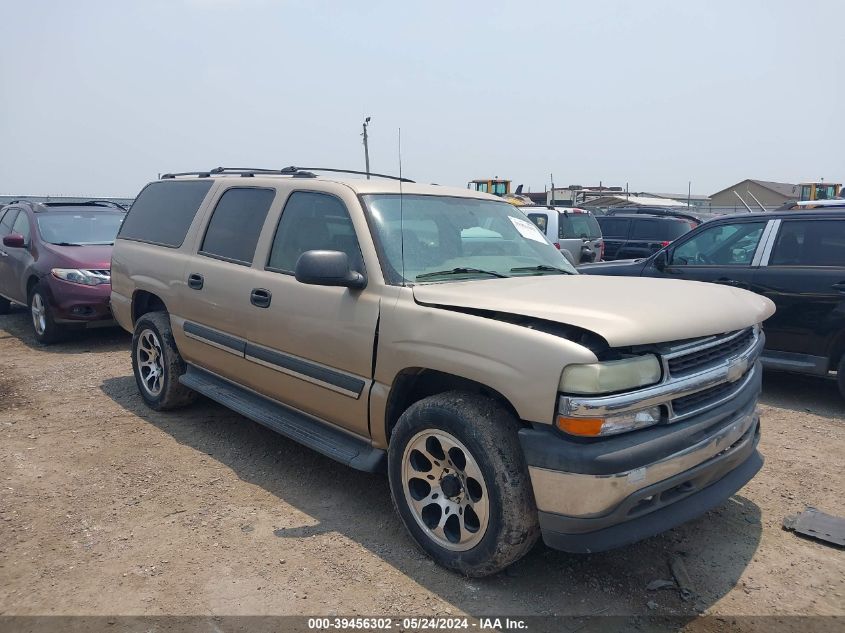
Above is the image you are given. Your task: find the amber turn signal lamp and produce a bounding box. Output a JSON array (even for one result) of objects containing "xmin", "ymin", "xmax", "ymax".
[{"xmin": 556, "ymin": 416, "xmax": 604, "ymax": 437}]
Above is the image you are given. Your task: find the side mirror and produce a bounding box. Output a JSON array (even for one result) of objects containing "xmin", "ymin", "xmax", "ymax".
[
  {"xmin": 294, "ymin": 250, "xmax": 366, "ymax": 289},
  {"xmin": 2, "ymin": 233, "xmax": 25, "ymax": 248},
  {"xmin": 654, "ymin": 250, "xmax": 668, "ymax": 270}
]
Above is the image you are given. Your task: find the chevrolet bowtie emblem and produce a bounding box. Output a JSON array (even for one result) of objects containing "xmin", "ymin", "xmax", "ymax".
[{"xmin": 727, "ymin": 359, "xmax": 748, "ymax": 382}]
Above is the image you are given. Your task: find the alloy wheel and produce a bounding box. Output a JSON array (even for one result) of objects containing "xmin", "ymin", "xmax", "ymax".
[
  {"xmin": 136, "ymin": 328, "xmax": 165, "ymax": 397},
  {"xmin": 31, "ymin": 293, "xmax": 47, "ymax": 336},
  {"xmin": 401, "ymin": 429, "xmax": 490, "ymax": 551}
]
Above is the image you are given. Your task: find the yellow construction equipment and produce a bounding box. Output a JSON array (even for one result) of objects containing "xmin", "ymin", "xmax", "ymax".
[
  {"xmin": 467, "ymin": 178, "xmax": 532, "ymax": 205},
  {"xmin": 798, "ymin": 181, "xmax": 841, "ymax": 202},
  {"xmin": 468, "ymin": 178, "xmax": 511, "ymax": 196}
]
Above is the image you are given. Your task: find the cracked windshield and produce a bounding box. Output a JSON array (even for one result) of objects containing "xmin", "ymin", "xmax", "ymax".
[{"xmin": 363, "ymin": 194, "xmax": 576, "ymax": 283}]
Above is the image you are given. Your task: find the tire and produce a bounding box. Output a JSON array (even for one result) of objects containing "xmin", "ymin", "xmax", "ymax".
[
  {"xmin": 838, "ymin": 355, "xmax": 845, "ymax": 400},
  {"xmin": 131, "ymin": 311, "xmax": 197, "ymax": 410},
  {"xmin": 388, "ymin": 391, "xmax": 539, "ymax": 577},
  {"xmin": 0, "ymin": 295, "xmax": 10, "ymax": 315},
  {"xmin": 29, "ymin": 283, "xmax": 65, "ymax": 344}
]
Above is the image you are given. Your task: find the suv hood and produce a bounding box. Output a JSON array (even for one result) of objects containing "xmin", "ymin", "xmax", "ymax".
[
  {"xmin": 412, "ymin": 275, "xmax": 775, "ymax": 347},
  {"xmin": 42, "ymin": 244, "xmax": 112, "ymax": 270}
]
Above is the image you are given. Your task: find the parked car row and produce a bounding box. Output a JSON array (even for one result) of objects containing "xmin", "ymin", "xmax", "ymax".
[
  {"xmin": 522, "ymin": 206, "xmax": 707, "ymax": 265},
  {"xmin": 0, "ymin": 170, "xmax": 838, "ymax": 579}
]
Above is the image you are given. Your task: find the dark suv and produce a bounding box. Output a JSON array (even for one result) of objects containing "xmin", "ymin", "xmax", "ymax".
[
  {"xmin": 0, "ymin": 200, "xmax": 125, "ymax": 343},
  {"xmin": 596, "ymin": 214, "xmax": 695, "ymax": 260},
  {"xmin": 581, "ymin": 210, "xmax": 845, "ymax": 397}
]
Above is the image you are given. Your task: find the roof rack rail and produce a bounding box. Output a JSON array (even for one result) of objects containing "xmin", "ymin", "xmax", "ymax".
[
  {"xmin": 80, "ymin": 200, "xmax": 128, "ymax": 210},
  {"xmin": 161, "ymin": 166, "xmax": 414, "ymax": 183},
  {"xmin": 40, "ymin": 200, "xmax": 127, "ymax": 211}
]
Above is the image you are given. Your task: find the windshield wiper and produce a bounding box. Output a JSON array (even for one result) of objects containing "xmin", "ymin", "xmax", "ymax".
[
  {"xmin": 510, "ymin": 265, "xmax": 574, "ymax": 275},
  {"xmin": 416, "ymin": 267, "xmax": 508, "ymax": 280},
  {"xmin": 52, "ymin": 242, "xmax": 83, "ymax": 246}
]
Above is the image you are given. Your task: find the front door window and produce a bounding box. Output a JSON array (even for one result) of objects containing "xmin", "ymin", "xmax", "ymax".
[{"xmin": 671, "ymin": 222, "xmax": 766, "ymax": 266}]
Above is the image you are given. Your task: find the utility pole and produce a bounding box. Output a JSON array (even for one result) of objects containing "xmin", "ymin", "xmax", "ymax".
[{"xmin": 362, "ymin": 117, "xmax": 371, "ymax": 179}]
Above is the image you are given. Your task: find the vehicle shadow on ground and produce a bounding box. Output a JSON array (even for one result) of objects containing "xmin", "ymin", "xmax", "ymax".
[
  {"xmin": 761, "ymin": 370, "xmax": 844, "ymax": 419},
  {"xmin": 0, "ymin": 305, "xmax": 129, "ymax": 354},
  {"xmin": 101, "ymin": 375, "xmax": 763, "ymax": 618}
]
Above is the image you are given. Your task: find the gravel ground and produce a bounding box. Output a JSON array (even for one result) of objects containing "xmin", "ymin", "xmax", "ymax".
[{"xmin": 0, "ymin": 307, "xmax": 843, "ymax": 622}]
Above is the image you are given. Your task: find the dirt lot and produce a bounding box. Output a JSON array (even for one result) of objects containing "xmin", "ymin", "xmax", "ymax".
[{"xmin": 1, "ymin": 306, "xmax": 843, "ymax": 621}]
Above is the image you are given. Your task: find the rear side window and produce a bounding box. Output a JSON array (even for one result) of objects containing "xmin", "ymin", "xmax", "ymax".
[
  {"xmin": 631, "ymin": 219, "xmax": 689, "ymax": 240},
  {"xmin": 119, "ymin": 180, "xmax": 213, "ymax": 247},
  {"xmin": 770, "ymin": 220, "xmax": 845, "ymax": 267},
  {"xmin": 527, "ymin": 213, "xmax": 548, "ymax": 234},
  {"xmin": 200, "ymin": 188, "xmax": 275, "ymax": 264},
  {"xmin": 560, "ymin": 213, "xmax": 601, "ymax": 239},
  {"xmin": 267, "ymin": 191, "xmax": 363, "ymax": 273},
  {"xmin": 596, "ymin": 217, "xmax": 630, "ymax": 238}
]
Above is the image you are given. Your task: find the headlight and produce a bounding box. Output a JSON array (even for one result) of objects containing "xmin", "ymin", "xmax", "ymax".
[
  {"xmin": 51, "ymin": 268, "xmax": 110, "ymax": 286},
  {"xmin": 557, "ymin": 406, "xmax": 662, "ymax": 437},
  {"xmin": 560, "ymin": 354, "xmax": 662, "ymax": 395}
]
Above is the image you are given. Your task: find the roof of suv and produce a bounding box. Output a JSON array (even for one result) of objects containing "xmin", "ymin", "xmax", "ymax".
[
  {"xmin": 159, "ymin": 167, "xmax": 496, "ymax": 201},
  {"xmin": 712, "ymin": 209, "xmax": 845, "ymax": 221},
  {"xmin": 599, "ymin": 213, "xmax": 689, "ymax": 222},
  {"xmin": 605, "ymin": 207, "xmax": 707, "ymax": 222}
]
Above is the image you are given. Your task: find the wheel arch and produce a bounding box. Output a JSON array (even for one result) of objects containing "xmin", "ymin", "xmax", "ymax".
[
  {"xmin": 828, "ymin": 328, "xmax": 845, "ymax": 370},
  {"xmin": 26, "ymin": 274, "xmax": 40, "ymax": 297},
  {"xmin": 384, "ymin": 367, "xmax": 524, "ymax": 443},
  {"xmin": 131, "ymin": 289, "xmax": 168, "ymax": 325}
]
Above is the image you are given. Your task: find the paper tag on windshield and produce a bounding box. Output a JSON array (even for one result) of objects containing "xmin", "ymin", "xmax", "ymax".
[{"xmin": 509, "ymin": 216, "xmax": 547, "ymax": 243}]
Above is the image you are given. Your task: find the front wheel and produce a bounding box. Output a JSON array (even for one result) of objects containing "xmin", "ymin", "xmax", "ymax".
[
  {"xmin": 29, "ymin": 284, "xmax": 64, "ymax": 344},
  {"xmin": 132, "ymin": 311, "xmax": 197, "ymax": 410},
  {"xmin": 388, "ymin": 392, "xmax": 539, "ymax": 577}
]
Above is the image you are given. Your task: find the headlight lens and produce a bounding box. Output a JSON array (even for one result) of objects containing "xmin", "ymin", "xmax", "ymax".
[
  {"xmin": 51, "ymin": 268, "xmax": 110, "ymax": 286},
  {"xmin": 557, "ymin": 406, "xmax": 662, "ymax": 437},
  {"xmin": 560, "ymin": 354, "xmax": 662, "ymax": 395}
]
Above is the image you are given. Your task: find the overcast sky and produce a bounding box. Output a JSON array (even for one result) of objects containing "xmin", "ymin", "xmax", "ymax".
[{"xmin": 1, "ymin": 0, "xmax": 843, "ymax": 197}]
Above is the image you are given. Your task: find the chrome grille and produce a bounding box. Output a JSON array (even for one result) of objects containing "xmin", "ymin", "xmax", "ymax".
[
  {"xmin": 671, "ymin": 366, "xmax": 754, "ymax": 419},
  {"xmin": 667, "ymin": 328, "xmax": 754, "ymax": 378}
]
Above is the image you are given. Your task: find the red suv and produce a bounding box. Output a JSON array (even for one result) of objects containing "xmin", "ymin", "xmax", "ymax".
[{"xmin": 0, "ymin": 200, "xmax": 125, "ymax": 343}]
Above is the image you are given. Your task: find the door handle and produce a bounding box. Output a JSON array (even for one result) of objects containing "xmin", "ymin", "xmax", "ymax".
[
  {"xmin": 716, "ymin": 277, "xmax": 743, "ymax": 287},
  {"xmin": 832, "ymin": 281, "xmax": 845, "ymax": 293},
  {"xmin": 0, "ymin": 251, "xmax": 7, "ymax": 257},
  {"xmin": 187, "ymin": 273, "xmax": 204, "ymax": 290},
  {"xmin": 250, "ymin": 288, "xmax": 272, "ymax": 308}
]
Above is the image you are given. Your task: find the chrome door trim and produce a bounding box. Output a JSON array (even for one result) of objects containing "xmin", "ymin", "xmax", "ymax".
[
  {"xmin": 751, "ymin": 220, "xmax": 777, "ymax": 267},
  {"xmin": 757, "ymin": 219, "xmax": 782, "ymax": 266}
]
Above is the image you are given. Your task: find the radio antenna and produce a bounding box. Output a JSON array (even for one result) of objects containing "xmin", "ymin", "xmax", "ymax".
[{"xmin": 398, "ymin": 127, "xmax": 406, "ymax": 286}]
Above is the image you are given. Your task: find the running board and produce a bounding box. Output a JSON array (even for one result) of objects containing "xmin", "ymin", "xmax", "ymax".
[{"xmin": 180, "ymin": 365, "xmax": 385, "ymax": 472}]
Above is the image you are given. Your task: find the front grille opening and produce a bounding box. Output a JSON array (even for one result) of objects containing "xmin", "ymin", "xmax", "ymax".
[
  {"xmin": 672, "ymin": 379, "xmax": 743, "ymax": 416},
  {"xmin": 668, "ymin": 328, "xmax": 754, "ymax": 377}
]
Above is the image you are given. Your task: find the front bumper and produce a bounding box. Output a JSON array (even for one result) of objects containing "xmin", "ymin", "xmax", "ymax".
[
  {"xmin": 519, "ymin": 352, "xmax": 764, "ymax": 552},
  {"xmin": 43, "ymin": 275, "xmax": 113, "ymax": 324},
  {"xmin": 539, "ymin": 433, "xmax": 761, "ymax": 553}
]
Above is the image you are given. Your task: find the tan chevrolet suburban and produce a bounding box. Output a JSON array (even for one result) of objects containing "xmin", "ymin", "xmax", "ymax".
[{"xmin": 111, "ymin": 166, "xmax": 775, "ymax": 576}]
